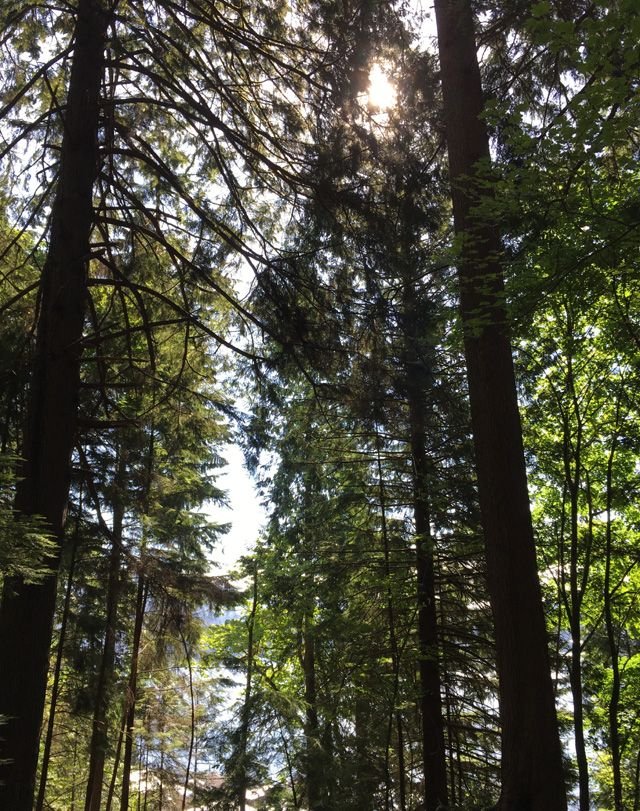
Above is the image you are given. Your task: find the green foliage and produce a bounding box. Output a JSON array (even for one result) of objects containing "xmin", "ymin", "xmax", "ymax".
[
  {"xmin": 1, "ymin": 0, "xmax": 639, "ymax": 807},
  {"xmin": 0, "ymin": 455, "xmax": 55, "ymax": 583}
]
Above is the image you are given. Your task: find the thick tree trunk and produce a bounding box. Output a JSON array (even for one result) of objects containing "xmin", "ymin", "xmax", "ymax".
[
  {"xmin": 433, "ymin": 1, "xmax": 567, "ymax": 807},
  {"xmin": 0, "ymin": 2, "xmax": 108, "ymax": 807}
]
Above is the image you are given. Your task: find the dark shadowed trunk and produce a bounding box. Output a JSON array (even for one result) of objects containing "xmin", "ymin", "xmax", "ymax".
[
  {"xmin": 0, "ymin": 2, "xmax": 109, "ymax": 807},
  {"xmin": 433, "ymin": 1, "xmax": 567, "ymax": 807}
]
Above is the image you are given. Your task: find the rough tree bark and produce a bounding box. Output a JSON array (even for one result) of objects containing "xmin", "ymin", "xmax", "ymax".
[
  {"xmin": 0, "ymin": 1, "xmax": 109, "ymax": 807},
  {"xmin": 432, "ymin": 1, "xmax": 567, "ymax": 807}
]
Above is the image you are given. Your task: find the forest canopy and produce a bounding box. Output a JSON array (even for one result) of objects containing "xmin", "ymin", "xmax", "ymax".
[{"xmin": 0, "ymin": 1, "xmax": 639, "ymax": 809}]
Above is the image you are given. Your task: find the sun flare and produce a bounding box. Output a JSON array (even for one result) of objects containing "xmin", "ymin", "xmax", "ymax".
[{"xmin": 367, "ymin": 63, "xmax": 397, "ymax": 111}]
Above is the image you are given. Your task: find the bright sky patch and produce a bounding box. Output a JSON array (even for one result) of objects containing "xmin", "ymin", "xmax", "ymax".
[{"xmin": 367, "ymin": 63, "xmax": 397, "ymax": 110}]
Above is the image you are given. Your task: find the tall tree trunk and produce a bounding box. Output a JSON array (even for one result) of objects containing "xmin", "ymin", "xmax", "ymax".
[
  {"xmin": 402, "ymin": 282, "xmax": 449, "ymax": 811},
  {"xmin": 105, "ymin": 704, "xmax": 126, "ymax": 811},
  {"xmin": 121, "ymin": 572, "xmax": 148, "ymax": 811},
  {"xmin": 84, "ymin": 461, "xmax": 125, "ymax": 811},
  {"xmin": 237, "ymin": 562, "xmax": 259, "ymax": 811},
  {"xmin": 442, "ymin": 643, "xmax": 458, "ymax": 809},
  {"xmin": 71, "ymin": 722, "xmax": 79, "ymax": 811},
  {"xmin": 432, "ymin": 2, "xmax": 567, "ymax": 807},
  {"xmin": 303, "ymin": 612, "xmax": 325, "ymax": 811},
  {"xmin": 277, "ymin": 714, "xmax": 300, "ymax": 809},
  {"xmin": 159, "ymin": 748, "xmax": 165, "ymax": 810},
  {"xmin": 561, "ymin": 379, "xmax": 590, "ymax": 811},
  {"xmin": 0, "ymin": 2, "xmax": 109, "ymax": 807},
  {"xmin": 144, "ymin": 746, "xmax": 150, "ymax": 811},
  {"xmin": 559, "ymin": 314, "xmax": 592, "ymax": 810},
  {"xmin": 180, "ymin": 629, "xmax": 196, "ymax": 811},
  {"xmin": 375, "ymin": 433, "xmax": 407, "ymax": 811},
  {"xmin": 567, "ymin": 549, "xmax": 589, "ymax": 810},
  {"xmin": 35, "ymin": 524, "xmax": 80, "ymax": 811},
  {"xmin": 604, "ymin": 428, "xmax": 623, "ymax": 811}
]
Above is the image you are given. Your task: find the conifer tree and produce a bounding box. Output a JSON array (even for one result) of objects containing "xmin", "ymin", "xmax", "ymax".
[
  {"xmin": 0, "ymin": 2, "xmax": 112, "ymax": 803},
  {"xmin": 433, "ymin": 0, "xmax": 568, "ymax": 806}
]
